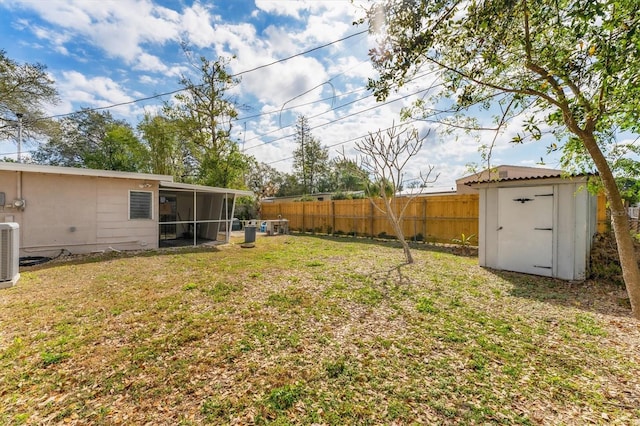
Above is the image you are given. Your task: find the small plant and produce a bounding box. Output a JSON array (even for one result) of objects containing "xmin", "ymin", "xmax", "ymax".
[
  {"xmin": 183, "ymin": 282, "xmax": 198, "ymax": 291},
  {"xmin": 201, "ymin": 397, "xmax": 231, "ymax": 420},
  {"xmin": 452, "ymin": 233, "xmax": 476, "ymax": 254},
  {"xmin": 325, "ymin": 357, "xmax": 350, "ymax": 378},
  {"xmin": 41, "ymin": 351, "xmax": 68, "ymax": 366},
  {"xmin": 267, "ymin": 384, "xmax": 302, "ymax": 410},
  {"xmin": 416, "ymin": 296, "xmax": 438, "ymax": 314}
]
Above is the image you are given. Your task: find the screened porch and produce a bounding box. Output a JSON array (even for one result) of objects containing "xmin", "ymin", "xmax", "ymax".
[{"xmin": 158, "ymin": 182, "xmax": 253, "ymax": 247}]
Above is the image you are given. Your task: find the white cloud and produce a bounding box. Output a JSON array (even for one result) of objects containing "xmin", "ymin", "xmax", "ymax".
[
  {"xmin": 12, "ymin": 0, "xmax": 182, "ymax": 69},
  {"xmin": 254, "ymin": 0, "xmax": 306, "ymax": 19},
  {"xmin": 241, "ymin": 56, "xmax": 329, "ymax": 105},
  {"xmin": 57, "ymin": 71, "xmax": 137, "ymax": 116},
  {"xmin": 263, "ymin": 26, "xmax": 300, "ymax": 57},
  {"xmin": 134, "ymin": 53, "xmax": 169, "ymax": 73},
  {"xmin": 180, "ymin": 2, "xmax": 217, "ymax": 48}
]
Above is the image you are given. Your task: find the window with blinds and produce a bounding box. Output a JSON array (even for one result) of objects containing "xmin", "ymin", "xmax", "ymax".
[{"xmin": 129, "ymin": 191, "xmax": 153, "ymax": 220}]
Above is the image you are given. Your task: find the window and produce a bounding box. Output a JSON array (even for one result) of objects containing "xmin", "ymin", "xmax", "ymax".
[{"xmin": 129, "ymin": 191, "xmax": 153, "ymax": 220}]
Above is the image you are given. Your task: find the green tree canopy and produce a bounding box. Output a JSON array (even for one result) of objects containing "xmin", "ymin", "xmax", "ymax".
[
  {"xmin": 138, "ymin": 112, "xmax": 187, "ymax": 180},
  {"xmin": 292, "ymin": 115, "xmax": 329, "ymax": 194},
  {"xmin": 32, "ymin": 109, "xmax": 149, "ymax": 172},
  {"xmin": 0, "ymin": 50, "xmax": 58, "ymax": 147},
  {"xmin": 364, "ymin": 0, "xmax": 640, "ymax": 318},
  {"xmin": 245, "ymin": 160, "xmax": 284, "ymax": 199},
  {"xmin": 319, "ymin": 158, "xmax": 369, "ymax": 193},
  {"xmin": 163, "ymin": 54, "xmax": 251, "ymax": 188}
]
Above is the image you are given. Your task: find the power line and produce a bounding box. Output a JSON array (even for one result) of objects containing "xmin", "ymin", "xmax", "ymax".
[
  {"xmin": 233, "ymin": 30, "xmax": 368, "ymax": 78},
  {"xmin": 240, "ymin": 67, "xmax": 444, "ymax": 145},
  {"xmin": 265, "ymin": 118, "xmax": 424, "ymax": 165},
  {"xmin": 243, "ymin": 72, "xmax": 445, "ymax": 152},
  {"xmin": 44, "ymin": 29, "xmax": 369, "ymax": 120},
  {"xmin": 236, "ymin": 84, "xmax": 369, "ymax": 122}
]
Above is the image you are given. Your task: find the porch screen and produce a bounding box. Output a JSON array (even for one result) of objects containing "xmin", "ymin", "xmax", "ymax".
[{"xmin": 129, "ymin": 191, "xmax": 153, "ymax": 220}]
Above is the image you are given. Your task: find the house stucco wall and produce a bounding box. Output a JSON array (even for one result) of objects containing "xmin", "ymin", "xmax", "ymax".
[
  {"xmin": 0, "ymin": 170, "xmax": 158, "ymax": 256},
  {"xmin": 96, "ymin": 178, "xmax": 158, "ymax": 250}
]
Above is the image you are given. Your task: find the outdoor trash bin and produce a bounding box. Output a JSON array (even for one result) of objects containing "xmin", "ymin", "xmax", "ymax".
[{"xmin": 244, "ymin": 226, "xmax": 256, "ymax": 243}]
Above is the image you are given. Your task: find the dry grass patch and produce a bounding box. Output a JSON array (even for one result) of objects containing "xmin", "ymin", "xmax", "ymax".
[{"xmin": 1, "ymin": 235, "xmax": 639, "ymax": 425}]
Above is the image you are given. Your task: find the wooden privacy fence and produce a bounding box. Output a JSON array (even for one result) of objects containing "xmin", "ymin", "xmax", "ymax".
[
  {"xmin": 262, "ymin": 193, "xmax": 609, "ymax": 244},
  {"xmin": 262, "ymin": 195, "xmax": 480, "ymax": 244}
]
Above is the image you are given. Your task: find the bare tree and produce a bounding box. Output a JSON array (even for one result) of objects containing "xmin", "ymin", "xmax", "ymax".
[{"xmin": 355, "ymin": 124, "xmax": 437, "ymax": 264}]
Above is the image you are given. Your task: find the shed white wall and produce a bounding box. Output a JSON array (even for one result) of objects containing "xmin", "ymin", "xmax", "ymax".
[
  {"xmin": 477, "ymin": 178, "xmax": 596, "ymax": 280},
  {"xmin": 554, "ymin": 183, "xmax": 597, "ymax": 280}
]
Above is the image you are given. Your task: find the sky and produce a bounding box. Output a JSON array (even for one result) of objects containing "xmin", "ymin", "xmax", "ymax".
[{"xmin": 0, "ymin": 0, "xmax": 564, "ymax": 188}]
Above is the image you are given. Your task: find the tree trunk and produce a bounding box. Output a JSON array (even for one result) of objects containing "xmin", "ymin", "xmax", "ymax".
[
  {"xmin": 384, "ymin": 197, "xmax": 414, "ymax": 264},
  {"xmin": 580, "ymin": 132, "xmax": 640, "ymax": 319},
  {"xmin": 391, "ymin": 218, "xmax": 414, "ymax": 264}
]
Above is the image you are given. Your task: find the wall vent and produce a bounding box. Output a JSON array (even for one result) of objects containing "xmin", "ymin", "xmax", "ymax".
[{"xmin": 0, "ymin": 223, "xmax": 20, "ymax": 288}]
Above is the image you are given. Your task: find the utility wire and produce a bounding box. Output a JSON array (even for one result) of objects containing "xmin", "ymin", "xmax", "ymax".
[
  {"xmin": 243, "ymin": 78, "xmax": 445, "ymax": 151},
  {"xmin": 240, "ymin": 67, "xmax": 443, "ymax": 148},
  {"xmin": 44, "ymin": 30, "xmax": 369, "ymax": 120}
]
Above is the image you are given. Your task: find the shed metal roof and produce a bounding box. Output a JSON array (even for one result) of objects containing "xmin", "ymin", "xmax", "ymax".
[{"xmin": 465, "ymin": 173, "xmax": 594, "ymax": 186}]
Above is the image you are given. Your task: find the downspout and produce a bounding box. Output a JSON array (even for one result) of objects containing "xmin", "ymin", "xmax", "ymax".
[{"xmin": 16, "ymin": 171, "xmax": 21, "ymax": 200}]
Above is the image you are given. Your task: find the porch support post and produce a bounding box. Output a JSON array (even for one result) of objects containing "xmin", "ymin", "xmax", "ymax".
[
  {"xmin": 193, "ymin": 189, "xmax": 197, "ymax": 246},
  {"xmin": 228, "ymin": 193, "xmax": 236, "ymax": 243}
]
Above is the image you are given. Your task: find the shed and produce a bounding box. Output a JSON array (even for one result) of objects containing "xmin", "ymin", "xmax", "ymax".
[
  {"xmin": 0, "ymin": 162, "xmax": 253, "ymax": 257},
  {"xmin": 469, "ymin": 173, "xmax": 597, "ymax": 280}
]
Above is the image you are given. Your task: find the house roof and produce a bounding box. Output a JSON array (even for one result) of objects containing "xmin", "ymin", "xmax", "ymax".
[
  {"xmin": 160, "ymin": 181, "xmax": 253, "ymax": 197},
  {"xmin": 0, "ymin": 162, "xmax": 172, "ymax": 181}
]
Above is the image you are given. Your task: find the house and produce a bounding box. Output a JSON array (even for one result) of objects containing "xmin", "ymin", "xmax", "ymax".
[
  {"xmin": 0, "ymin": 162, "xmax": 253, "ymax": 257},
  {"xmin": 456, "ymin": 165, "xmax": 565, "ymax": 194}
]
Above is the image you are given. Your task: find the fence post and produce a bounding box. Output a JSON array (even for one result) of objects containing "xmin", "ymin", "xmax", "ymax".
[
  {"xmin": 411, "ymin": 198, "xmax": 418, "ymax": 243},
  {"xmin": 331, "ymin": 201, "xmax": 336, "ymax": 235},
  {"xmin": 370, "ymin": 199, "xmax": 374, "ymax": 238},
  {"xmin": 423, "ymin": 198, "xmax": 427, "ymax": 243}
]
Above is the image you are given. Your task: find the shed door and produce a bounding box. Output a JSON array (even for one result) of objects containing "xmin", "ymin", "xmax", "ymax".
[{"xmin": 497, "ymin": 186, "xmax": 554, "ymax": 276}]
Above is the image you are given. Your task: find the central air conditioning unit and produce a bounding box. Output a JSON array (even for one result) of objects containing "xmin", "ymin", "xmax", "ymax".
[{"xmin": 0, "ymin": 222, "xmax": 20, "ymax": 288}]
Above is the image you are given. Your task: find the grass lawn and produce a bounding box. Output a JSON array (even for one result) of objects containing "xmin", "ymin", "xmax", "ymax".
[{"xmin": 1, "ymin": 234, "xmax": 639, "ymax": 425}]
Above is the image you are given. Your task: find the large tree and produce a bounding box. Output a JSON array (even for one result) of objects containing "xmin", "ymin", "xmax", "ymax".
[
  {"xmin": 292, "ymin": 115, "xmax": 329, "ymax": 194},
  {"xmin": 0, "ymin": 50, "xmax": 58, "ymax": 153},
  {"xmin": 320, "ymin": 158, "xmax": 369, "ymax": 193},
  {"xmin": 32, "ymin": 109, "xmax": 149, "ymax": 172},
  {"xmin": 245, "ymin": 160, "xmax": 284, "ymax": 200},
  {"xmin": 137, "ymin": 113, "xmax": 186, "ymax": 180},
  {"xmin": 364, "ymin": 0, "xmax": 640, "ymax": 318},
  {"xmin": 164, "ymin": 55, "xmax": 250, "ymax": 188}
]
